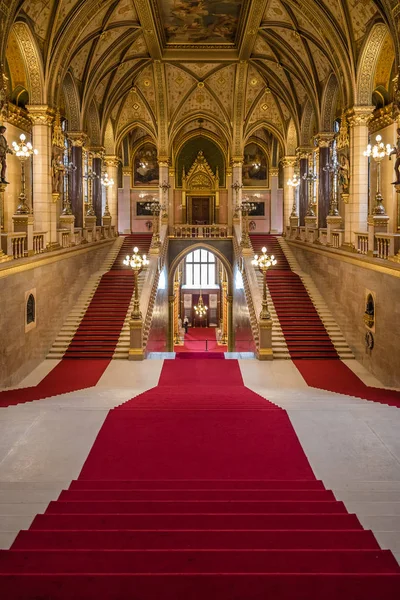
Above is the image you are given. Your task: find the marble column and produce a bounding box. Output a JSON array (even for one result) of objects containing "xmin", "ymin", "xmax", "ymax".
[
  {"xmin": 346, "ymin": 106, "xmax": 374, "ymax": 246},
  {"xmin": 380, "ymin": 122, "xmax": 397, "ymax": 231},
  {"xmin": 297, "ymin": 148, "xmax": 311, "ymax": 226},
  {"xmin": 226, "ymin": 167, "xmax": 233, "ymax": 232},
  {"xmin": 27, "ymin": 105, "xmax": 57, "ymax": 249},
  {"xmin": 270, "ymin": 167, "xmax": 279, "ymax": 233},
  {"xmin": 91, "ymin": 151, "xmax": 103, "ymax": 226},
  {"xmin": 282, "ymin": 156, "xmax": 297, "ymax": 230},
  {"xmin": 68, "ymin": 132, "xmax": 86, "ymax": 229},
  {"xmin": 316, "ymin": 134, "xmax": 333, "ymax": 229},
  {"xmin": 117, "ymin": 166, "xmax": 132, "ymax": 234},
  {"xmin": 104, "ymin": 155, "xmax": 119, "ymax": 228}
]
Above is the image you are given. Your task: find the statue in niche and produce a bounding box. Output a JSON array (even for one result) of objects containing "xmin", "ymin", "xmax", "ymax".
[
  {"xmin": 389, "ymin": 127, "xmax": 400, "ymax": 185},
  {"xmin": 0, "ymin": 125, "xmax": 12, "ymax": 184},
  {"xmin": 51, "ymin": 147, "xmax": 65, "ymax": 195},
  {"xmin": 338, "ymin": 153, "xmax": 350, "ymax": 194}
]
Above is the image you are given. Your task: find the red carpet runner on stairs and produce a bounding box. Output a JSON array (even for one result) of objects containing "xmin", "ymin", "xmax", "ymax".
[
  {"xmin": 64, "ymin": 233, "xmax": 152, "ymax": 359},
  {"xmin": 1, "ymin": 359, "xmax": 399, "ymax": 599},
  {"xmin": 251, "ymin": 234, "xmax": 338, "ymax": 359},
  {"xmin": 0, "ymin": 234, "xmax": 152, "ymax": 408}
]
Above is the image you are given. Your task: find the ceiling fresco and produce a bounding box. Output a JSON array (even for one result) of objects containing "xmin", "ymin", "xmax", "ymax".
[{"xmin": 157, "ymin": 0, "xmax": 243, "ymax": 45}]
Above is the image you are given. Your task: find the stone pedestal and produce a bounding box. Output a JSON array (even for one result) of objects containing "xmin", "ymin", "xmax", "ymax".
[
  {"xmin": 368, "ymin": 214, "xmax": 390, "ymax": 256},
  {"xmin": 102, "ymin": 214, "xmax": 112, "ymax": 237},
  {"xmin": 257, "ymin": 318, "xmax": 273, "ymax": 361},
  {"xmin": 12, "ymin": 214, "xmax": 34, "ymax": 256},
  {"xmin": 85, "ymin": 215, "xmax": 97, "ymax": 242},
  {"xmin": 305, "ymin": 215, "xmax": 318, "ymax": 242},
  {"xmin": 326, "ymin": 215, "xmax": 342, "ymax": 245},
  {"xmin": 59, "ymin": 214, "xmax": 75, "ymax": 243},
  {"xmin": 129, "ymin": 318, "xmax": 144, "ymax": 360}
]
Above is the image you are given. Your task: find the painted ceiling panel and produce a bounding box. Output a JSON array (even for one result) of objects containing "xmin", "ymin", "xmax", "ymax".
[
  {"xmin": 23, "ymin": 0, "xmax": 55, "ymax": 41},
  {"xmin": 205, "ymin": 65, "xmax": 236, "ymax": 119},
  {"xmin": 166, "ymin": 64, "xmax": 197, "ymax": 119},
  {"xmin": 108, "ymin": 0, "xmax": 139, "ymax": 24}
]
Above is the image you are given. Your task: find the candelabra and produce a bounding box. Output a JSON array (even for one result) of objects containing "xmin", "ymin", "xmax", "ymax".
[
  {"xmin": 62, "ymin": 148, "xmax": 76, "ymax": 216},
  {"xmin": 231, "ymin": 181, "xmax": 243, "ymax": 219},
  {"xmin": 159, "ymin": 180, "xmax": 171, "ymax": 220},
  {"xmin": 194, "ymin": 290, "xmax": 208, "ymax": 324},
  {"xmin": 364, "ymin": 134, "xmax": 393, "ymax": 215},
  {"xmin": 323, "ymin": 145, "xmax": 340, "ymax": 216},
  {"xmin": 101, "ymin": 172, "xmax": 114, "ymax": 218},
  {"xmin": 302, "ymin": 161, "xmax": 317, "ymax": 217},
  {"xmin": 252, "ymin": 247, "xmax": 277, "ymax": 320},
  {"xmin": 12, "ymin": 134, "xmax": 38, "ymax": 214},
  {"xmin": 123, "ymin": 246, "xmax": 149, "ymax": 320},
  {"xmin": 145, "ymin": 196, "xmax": 161, "ymax": 247},
  {"xmin": 287, "ymin": 173, "xmax": 300, "ymax": 217},
  {"xmin": 83, "ymin": 168, "xmax": 99, "ymax": 216},
  {"xmin": 240, "ymin": 196, "xmax": 256, "ymax": 247}
]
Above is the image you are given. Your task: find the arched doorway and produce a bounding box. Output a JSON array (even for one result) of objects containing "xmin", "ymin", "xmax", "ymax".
[{"xmin": 168, "ymin": 243, "xmax": 234, "ymax": 353}]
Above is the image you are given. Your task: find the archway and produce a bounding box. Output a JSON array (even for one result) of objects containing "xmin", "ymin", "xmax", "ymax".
[{"xmin": 168, "ymin": 243, "xmax": 234, "ymax": 353}]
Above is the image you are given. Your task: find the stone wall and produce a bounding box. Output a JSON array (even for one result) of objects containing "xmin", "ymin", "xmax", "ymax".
[
  {"xmin": 288, "ymin": 243, "xmax": 400, "ymax": 387},
  {"xmin": 0, "ymin": 240, "xmax": 116, "ymax": 387}
]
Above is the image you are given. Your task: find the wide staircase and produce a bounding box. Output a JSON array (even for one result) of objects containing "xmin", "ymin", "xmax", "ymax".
[
  {"xmin": 48, "ymin": 234, "xmax": 152, "ymax": 360},
  {"xmin": 250, "ymin": 234, "xmax": 353, "ymax": 360}
]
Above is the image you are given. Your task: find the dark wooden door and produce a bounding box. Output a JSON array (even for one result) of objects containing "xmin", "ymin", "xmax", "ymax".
[{"xmin": 191, "ymin": 197, "xmax": 210, "ymax": 224}]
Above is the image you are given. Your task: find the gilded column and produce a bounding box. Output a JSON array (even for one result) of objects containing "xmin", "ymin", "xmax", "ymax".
[
  {"xmin": 231, "ymin": 160, "xmax": 243, "ymax": 223},
  {"xmin": 222, "ymin": 280, "xmax": 228, "ymax": 345},
  {"xmin": 168, "ymin": 295, "xmax": 175, "ymax": 352},
  {"xmin": 346, "ymin": 106, "xmax": 374, "ymax": 246},
  {"xmin": 227, "ymin": 294, "xmax": 233, "ymax": 352},
  {"xmin": 26, "ymin": 105, "xmax": 56, "ymax": 248},
  {"xmin": 168, "ymin": 165, "xmax": 175, "ymax": 230},
  {"xmin": 269, "ymin": 167, "xmax": 279, "ymax": 233},
  {"xmin": 104, "ymin": 155, "xmax": 119, "ymax": 228},
  {"xmin": 297, "ymin": 148, "xmax": 311, "ymax": 226},
  {"xmin": 68, "ymin": 132, "xmax": 86, "ymax": 229},
  {"xmin": 316, "ymin": 134, "xmax": 333, "ymax": 229},
  {"xmin": 226, "ymin": 166, "xmax": 233, "ymax": 231},
  {"xmin": 159, "ymin": 159, "xmax": 169, "ymax": 225},
  {"xmin": 281, "ymin": 156, "xmax": 297, "ymax": 230}
]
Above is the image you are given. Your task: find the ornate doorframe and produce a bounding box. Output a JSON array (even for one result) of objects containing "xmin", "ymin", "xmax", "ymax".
[{"xmin": 182, "ymin": 151, "xmax": 220, "ymax": 223}]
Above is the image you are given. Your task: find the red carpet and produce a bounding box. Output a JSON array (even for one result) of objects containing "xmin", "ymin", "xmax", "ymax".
[
  {"xmin": 64, "ymin": 234, "xmax": 152, "ymax": 359},
  {"xmin": 0, "ymin": 360, "xmax": 110, "ymax": 407},
  {"xmin": 1, "ymin": 359, "xmax": 399, "ymax": 599},
  {"xmin": 175, "ymin": 326, "xmax": 226, "ymax": 353},
  {"xmin": 250, "ymin": 234, "xmax": 338, "ymax": 359},
  {"xmin": 295, "ymin": 359, "xmax": 400, "ymax": 409}
]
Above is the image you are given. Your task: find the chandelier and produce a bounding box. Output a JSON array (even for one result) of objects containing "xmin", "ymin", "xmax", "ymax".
[{"xmin": 194, "ymin": 291, "xmax": 208, "ymax": 318}]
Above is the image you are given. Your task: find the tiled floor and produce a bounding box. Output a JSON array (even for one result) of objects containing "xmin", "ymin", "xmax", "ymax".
[{"xmin": 0, "ymin": 358, "xmax": 399, "ymax": 565}]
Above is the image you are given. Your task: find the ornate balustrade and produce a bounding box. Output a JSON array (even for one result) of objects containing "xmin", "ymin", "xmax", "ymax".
[
  {"xmin": 58, "ymin": 229, "xmax": 71, "ymax": 249},
  {"xmin": 355, "ymin": 232, "xmax": 369, "ymax": 255},
  {"xmin": 33, "ymin": 232, "xmax": 46, "ymax": 254},
  {"xmin": 375, "ymin": 233, "xmax": 400, "ymax": 260},
  {"xmin": 171, "ymin": 224, "xmax": 230, "ymax": 239}
]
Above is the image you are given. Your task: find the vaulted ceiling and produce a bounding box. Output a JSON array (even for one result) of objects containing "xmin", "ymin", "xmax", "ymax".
[{"xmin": 2, "ymin": 0, "xmax": 398, "ymax": 157}]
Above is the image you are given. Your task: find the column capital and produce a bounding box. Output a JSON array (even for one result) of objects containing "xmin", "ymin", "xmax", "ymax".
[
  {"xmin": 68, "ymin": 132, "xmax": 87, "ymax": 147},
  {"xmin": 314, "ymin": 132, "xmax": 334, "ymax": 148},
  {"xmin": 104, "ymin": 154, "xmax": 120, "ymax": 168},
  {"xmin": 281, "ymin": 156, "xmax": 297, "ymax": 168},
  {"xmin": 231, "ymin": 157, "xmax": 244, "ymax": 166},
  {"xmin": 270, "ymin": 167, "xmax": 279, "ymax": 177},
  {"xmin": 26, "ymin": 105, "xmax": 55, "ymax": 126},
  {"xmin": 122, "ymin": 166, "xmax": 132, "ymax": 176},
  {"xmin": 347, "ymin": 106, "xmax": 375, "ymax": 127},
  {"xmin": 296, "ymin": 146, "xmax": 313, "ymax": 159},
  {"xmin": 87, "ymin": 146, "xmax": 105, "ymax": 159},
  {"xmin": 158, "ymin": 157, "xmax": 170, "ymax": 167}
]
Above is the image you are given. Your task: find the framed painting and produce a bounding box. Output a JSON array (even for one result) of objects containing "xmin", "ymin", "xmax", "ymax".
[{"xmin": 242, "ymin": 143, "xmax": 268, "ymax": 187}]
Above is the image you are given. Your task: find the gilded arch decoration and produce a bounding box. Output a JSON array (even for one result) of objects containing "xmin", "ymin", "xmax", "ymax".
[
  {"xmin": 12, "ymin": 21, "xmax": 44, "ymax": 105},
  {"xmin": 321, "ymin": 74, "xmax": 340, "ymax": 132},
  {"xmin": 63, "ymin": 72, "xmax": 80, "ymax": 131},
  {"xmin": 357, "ymin": 23, "xmax": 388, "ymax": 106}
]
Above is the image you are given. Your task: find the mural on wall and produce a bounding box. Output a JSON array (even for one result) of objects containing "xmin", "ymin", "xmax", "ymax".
[
  {"xmin": 133, "ymin": 143, "xmax": 159, "ymax": 186},
  {"xmin": 159, "ymin": 0, "xmax": 242, "ymax": 44},
  {"xmin": 242, "ymin": 143, "xmax": 268, "ymax": 187}
]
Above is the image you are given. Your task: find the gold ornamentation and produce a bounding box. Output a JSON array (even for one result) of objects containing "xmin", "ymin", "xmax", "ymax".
[
  {"xmin": 27, "ymin": 105, "xmax": 54, "ymax": 126},
  {"xmin": 52, "ymin": 110, "xmax": 64, "ymax": 149}
]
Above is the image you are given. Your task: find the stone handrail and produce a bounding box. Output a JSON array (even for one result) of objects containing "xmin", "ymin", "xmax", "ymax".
[
  {"xmin": 375, "ymin": 233, "xmax": 400, "ymax": 260},
  {"xmin": 1, "ymin": 232, "xmax": 27, "ymax": 259},
  {"xmin": 171, "ymin": 224, "xmax": 230, "ymax": 239},
  {"xmin": 354, "ymin": 231, "xmax": 369, "ymax": 255}
]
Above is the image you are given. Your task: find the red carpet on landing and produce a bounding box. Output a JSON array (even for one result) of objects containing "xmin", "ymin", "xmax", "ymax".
[
  {"xmin": 1, "ymin": 359, "xmax": 399, "ymax": 599},
  {"xmin": 174, "ymin": 326, "xmax": 227, "ymax": 353}
]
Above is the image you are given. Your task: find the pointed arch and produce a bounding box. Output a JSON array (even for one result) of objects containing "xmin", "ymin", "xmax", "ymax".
[
  {"xmin": 86, "ymin": 100, "xmax": 101, "ymax": 145},
  {"xmin": 63, "ymin": 72, "xmax": 80, "ymax": 131},
  {"xmin": 286, "ymin": 119, "xmax": 298, "ymax": 155},
  {"xmin": 11, "ymin": 21, "xmax": 44, "ymax": 105},
  {"xmin": 357, "ymin": 23, "xmax": 388, "ymax": 106},
  {"xmin": 300, "ymin": 100, "xmax": 315, "ymax": 146},
  {"xmin": 103, "ymin": 119, "xmax": 116, "ymax": 154},
  {"xmin": 321, "ymin": 73, "xmax": 340, "ymax": 132}
]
